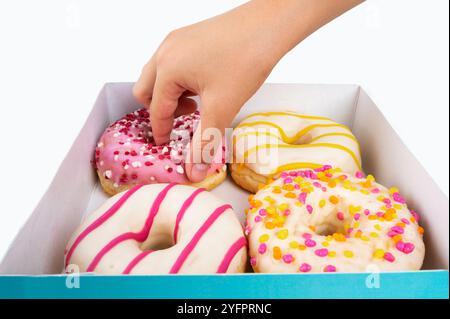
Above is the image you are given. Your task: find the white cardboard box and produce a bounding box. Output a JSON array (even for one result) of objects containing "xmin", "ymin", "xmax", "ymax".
[{"xmin": 0, "ymin": 83, "xmax": 448, "ymax": 299}]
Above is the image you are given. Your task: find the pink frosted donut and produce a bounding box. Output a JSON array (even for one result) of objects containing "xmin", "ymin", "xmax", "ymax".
[
  {"xmin": 64, "ymin": 183, "xmax": 247, "ymax": 274},
  {"xmin": 94, "ymin": 109, "xmax": 226, "ymax": 195}
]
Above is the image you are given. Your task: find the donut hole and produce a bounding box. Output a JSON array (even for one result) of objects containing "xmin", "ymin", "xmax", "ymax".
[
  {"xmin": 139, "ymin": 233, "xmax": 174, "ymax": 251},
  {"xmin": 314, "ymin": 223, "xmax": 346, "ymax": 237},
  {"xmin": 291, "ymin": 133, "xmax": 313, "ymax": 145}
]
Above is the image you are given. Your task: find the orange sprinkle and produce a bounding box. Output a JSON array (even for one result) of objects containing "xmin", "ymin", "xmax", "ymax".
[
  {"xmin": 273, "ymin": 246, "xmax": 282, "ymax": 260},
  {"xmin": 332, "ymin": 233, "xmax": 347, "ymax": 242},
  {"xmin": 418, "ymin": 226, "xmax": 425, "ymax": 235},
  {"xmin": 309, "ymin": 225, "xmax": 316, "ymax": 232},
  {"xmin": 328, "ymin": 180, "xmax": 337, "ymax": 188},
  {"xmin": 298, "ymin": 244, "xmax": 307, "ymax": 251},
  {"xmin": 284, "ymin": 192, "xmax": 296, "ymax": 198},
  {"xmin": 392, "ymin": 234, "xmax": 403, "ymax": 243},
  {"xmin": 329, "ymin": 195, "xmax": 339, "ymax": 205},
  {"xmin": 265, "ymin": 221, "xmax": 275, "ymax": 230}
]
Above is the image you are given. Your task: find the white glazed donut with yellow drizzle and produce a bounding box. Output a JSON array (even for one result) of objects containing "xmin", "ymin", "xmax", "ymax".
[
  {"xmin": 245, "ymin": 166, "xmax": 425, "ymax": 273},
  {"xmin": 231, "ymin": 111, "xmax": 362, "ymax": 193}
]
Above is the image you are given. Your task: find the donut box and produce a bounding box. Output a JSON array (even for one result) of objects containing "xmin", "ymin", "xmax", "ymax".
[{"xmin": 0, "ymin": 83, "xmax": 448, "ymax": 299}]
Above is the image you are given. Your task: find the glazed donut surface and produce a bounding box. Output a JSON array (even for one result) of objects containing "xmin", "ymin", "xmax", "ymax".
[
  {"xmin": 245, "ymin": 166, "xmax": 425, "ymax": 273},
  {"xmin": 64, "ymin": 184, "xmax": 247, "ymax": 274},
  {"xmin": 231, "ymin": 111, "xmax": 362, "ymax": 193}
]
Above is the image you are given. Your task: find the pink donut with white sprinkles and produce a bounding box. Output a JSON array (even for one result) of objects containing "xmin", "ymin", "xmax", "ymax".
[{"xmin": 94, "ymin": 108, "xmax": 226, "ymax": 195}]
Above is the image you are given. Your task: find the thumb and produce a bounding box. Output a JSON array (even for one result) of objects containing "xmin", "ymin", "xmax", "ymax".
[{"xmin": 185, "ymin": 99, "xmax": 227, "ymax": 183}]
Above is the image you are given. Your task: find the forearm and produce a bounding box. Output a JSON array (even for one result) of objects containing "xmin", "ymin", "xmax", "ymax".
[{"xmin": 223, "ymin": 0, "xmax": 364, "ymax": 63}]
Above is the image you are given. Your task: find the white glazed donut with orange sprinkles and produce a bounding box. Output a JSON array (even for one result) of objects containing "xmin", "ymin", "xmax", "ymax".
[
  {"xmin": 245, "ymin": 166, "xmax": 425, "ymax": 273},
  {"xmin": 64, "ymin": 183, "xmax": 247, "ymax": 274}
]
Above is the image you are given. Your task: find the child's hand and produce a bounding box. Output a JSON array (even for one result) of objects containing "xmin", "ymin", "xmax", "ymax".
[{"xmin": 133, "ymin": 0, "xmax": 363, "ymax": 182}]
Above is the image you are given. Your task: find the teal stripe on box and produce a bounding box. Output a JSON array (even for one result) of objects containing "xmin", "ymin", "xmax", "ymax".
[{"xmin": 0, "ymin": 270, "xmax": 448, "ymax": 299}]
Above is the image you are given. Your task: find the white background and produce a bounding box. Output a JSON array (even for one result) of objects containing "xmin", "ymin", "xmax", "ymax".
[{"xmin": 0, "ymin": 0, "xmax": 448, "ymax": 260}]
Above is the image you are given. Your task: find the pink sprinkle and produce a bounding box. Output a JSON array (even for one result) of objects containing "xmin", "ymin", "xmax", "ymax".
[
  {"xmin": 355, "ymin": 171, "xmax": 364, "ymax": 179},
  {"xmin": 258, "ymin": 243, "xmax": 267, "ymax": 254},
  {"xmin": 254, "ymin": 215, "xmax": 262, "ymax": 223},
  {"xmin": 280, "ymin": 172, "xmax": 288, "ymax": 178},
  {"xmin": 383, "ymin": 198, "xmax": 391, "ymax": 205},
  {"xmin": 294, "ymin": 184, "xmax": 300, "ymax": 189},
  {"xmin": 244, "ymin": 226, "xmax": 251, "ymax": 236},
  {"xmin": 324, "ymin": 265, "xmax": 336, "ymax": 272},
  {"xmin": 388, "ymin": 231, "xmax": 398, "ymax": 237},
  {"xmin": 402, "ymin": 242, "xmax": 415, "ymax": 254},
  {"xmin": 396, "ymin": 241, "xmax": 414, "ymax": 254},
  {"xmin": 384, "ymin": 252, "xmax": 395, "ymax": 262},
  {"xmin": 284, "ymin": 177, "xmax": 293, "ymax": 184},
  {"xmin": 302, "ymin": 233, "xmax": 312, "ymax": 239},
  {"xmin": 376, "ymin": 212, "xmax": 384, "ymax": 217},
  {"xmin": 322, "ymin": 187, "xmax": 327, "ymax": 192},
  {"xmin": 289, "ymin": 171, "xmax": 298, "ymax": 177},
  {"xmin": 337, "ymin": 212, "xmax": 345, "ymax": 221},
  {"xmin": 391, "ymin": 226, "xmax": 404, "ymax": 234},
  {"xmin": 259, "ymin": 209, "xmax": 267, "ymax": 216},
  {"xmin": 354, "ymin": 213, "xmax": 361, "ymax": 221},
  {"xmin": 282, "ymin": 254, "xmax": 294, "ymax": 264},
  {"xmin": 371, "ymin": 188, "xmax": 380, "ymax": 194},
  {"xmin": 395, "ymin": 241, "xmax": 405, "ymax": 252},
  {"xmin": 313, "ymin": 182, "xmax": 322, "ymax": 188},
  {"xmin": 250, "ymin": 257, "xmax": 257, "ymax": 266},
  {"xmin": 393, "ymin": 192, "xmax": 406, "ymax": 204},
  {"xmin": 305, "ymin": 239, "xmax": 316, "ymax": 247},
  {"xmin": 323, "ymin": 165, "xmax": 332, "ymax": 170},
  {"xmin": 364, "ymin": 209, "xmax": 371, "ymax": 216},
  {"xmin": 306, "ymin": 205, "xmax": 313, "ymax": 214},
  {"xmin": 283, "ymin": 209, "xmax": 291, "ymax": 216},
  {"xmin": 299, "ymin": 263, "xmax": 312, "ymax": 273},
  {"xmin": 298, "ymin": 192, "xmax": 307, "ymax": 204},
  {"xmin": 347, "ymin": 228, "xmax": 353, "ymax": 234},
  {"xmin": 315, "ymin": 248, "xmax": 328, "ymax": 257},
  {"xmin": 410, "ymin": 210, "xmax": 420, "ymax": 222},
  {"xmin": 401, "ymin": 218, "xmax": 410, "ymax": 225}
]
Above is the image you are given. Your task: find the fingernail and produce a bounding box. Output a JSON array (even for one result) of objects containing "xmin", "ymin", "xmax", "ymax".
[{"xmin": 190, "ymin": 163, "xmax": 209, "ymax": 182}]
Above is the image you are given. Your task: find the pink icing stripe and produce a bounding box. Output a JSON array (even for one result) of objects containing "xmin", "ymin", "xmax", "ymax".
[
  {"xmin": 169, "ymin": 204, "xmax": 232, "ymax": 274},
  {"xmin": 173, "ymin": 188, "xmax": 206, "ymax": 243},
  {"xmin": 122, "ymin": 250, "xmax": 154, "ymax": 274},
  {"xmin": 86, "ymin": 183, "xmax": 176, "ymax": 272},
  {"xmin": 216, "ymin": 237, "xmax": 247, "ymax": 273},
  {"xmin": 64, "ymin": 184, "xmax": 143, "ymax": 268}
]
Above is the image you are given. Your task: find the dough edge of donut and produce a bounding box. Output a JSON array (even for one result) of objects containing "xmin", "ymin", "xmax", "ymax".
[
  {"xmin": 230, "ymin": 163, "xmax": 271, "ymax": 194},
  {"xmin": 98, "ymin": 167, "xmax": 227, "ymax": 196}
]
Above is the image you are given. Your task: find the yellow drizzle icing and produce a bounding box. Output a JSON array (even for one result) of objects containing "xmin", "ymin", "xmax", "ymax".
[
  {"xmin": 237, "ymin": 121, "xmax": 351, "ymax": 144},
  {"xmin": 243, "ymin": 111, "xmax": 332, "ymax": 122},
  {"xmin": 242, "ymin": 143, "xmax": 362, "ymax": 171}
]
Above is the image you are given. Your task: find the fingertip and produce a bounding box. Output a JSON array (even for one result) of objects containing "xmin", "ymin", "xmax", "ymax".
[{"xmin": 186, "ymin": 162, "xmax": 210, "ymax": 183}]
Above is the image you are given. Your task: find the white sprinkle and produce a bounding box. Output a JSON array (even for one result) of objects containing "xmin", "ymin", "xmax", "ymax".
[
  {"xmin": 104, "ymin": 170, "xmax": 112, "ymax": 179},
  {"xmin": 162, "ymin": 146, "xmax": 169, "ymax": 154},
  {"xmin": 124, "ymin": 142, "xmax": 131, "ymax": 146},
  {"xmin": 99, "ymin": 160, "xmax": 104, "ymax": 166},
  {"xmin": 124, "ymin": 165, "xmax": 129, "ymax": 170},
  {"xmin": 113, "ymin": 133, "xmax": 121, "ymax": 138},
  {"xmin": 132, "ymin": 161, "xmax": 142, "ymax": 168},
  {"xmin": 222, "ymin": 165, "xmax": 227, "ymax": 171},
  {"xmin": 113, "ymin": 183, "xmax": 119, "ymax": 188},
  {"xmin": 114, "ymin": 155, "xmax": 119, "ymax": 161},
  {"xmin": 164, "ymin": 165, "xmax": 170, "ymax": 171},
  {"xmin": 145, "ymin": 155, "xmax": 155, "ymax": 160},
  {"xmin": 150, "ymin": 176, "xmax": 156, "ymax": 181},
  {"xmin": 97, "ymin": 142, "xmax": 104, "ymax": 148},
  {"xmin": 176, "ymin": 166, "xmax": 184, "ymax": 174}
]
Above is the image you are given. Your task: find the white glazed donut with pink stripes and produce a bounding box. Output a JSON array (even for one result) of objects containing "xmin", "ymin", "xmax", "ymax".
[{"xmin": 64, "ymin": 184, "xmax": 247, "ymax": 274}]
